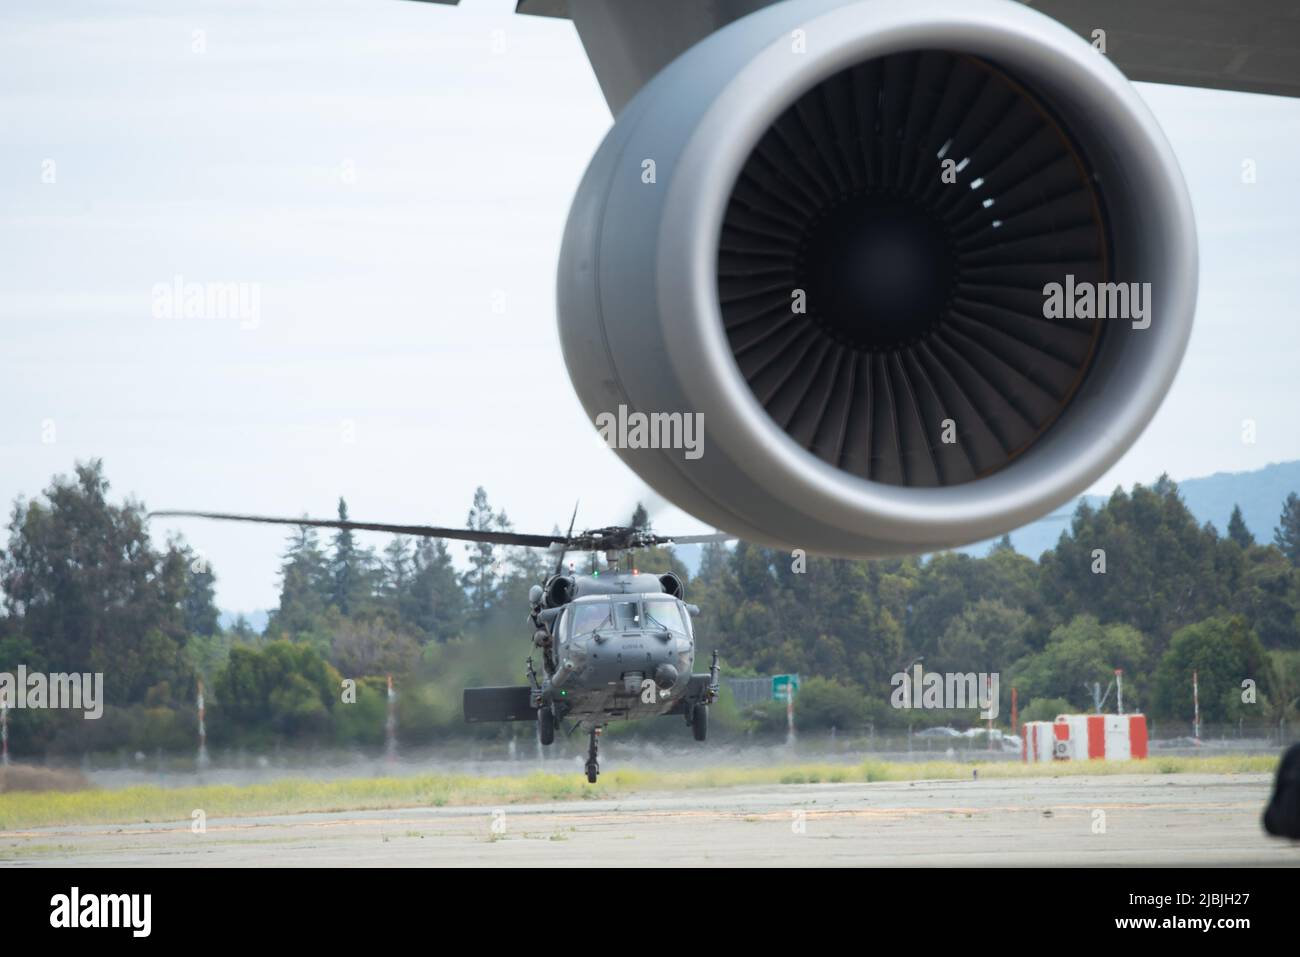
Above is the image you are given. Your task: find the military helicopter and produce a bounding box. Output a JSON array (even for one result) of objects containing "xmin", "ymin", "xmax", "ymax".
[{"xmin": 150, "ymin": 507, "xmax": 730, "ymax": 783}]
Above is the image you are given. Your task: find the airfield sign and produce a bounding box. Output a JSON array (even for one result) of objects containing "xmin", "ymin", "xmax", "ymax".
[{"xmin": 772, "ymin": 674, "xmax": 800, "ymax": 700}]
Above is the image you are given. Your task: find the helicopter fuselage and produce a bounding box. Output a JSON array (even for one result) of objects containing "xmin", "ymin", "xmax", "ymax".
[
  {"xmin": 462, "ymin": 563, "xmax": 720, "ymax": 782},
  {"xmin": 534, "ymin": 571, "xmax": 705, "ymax": 726}
]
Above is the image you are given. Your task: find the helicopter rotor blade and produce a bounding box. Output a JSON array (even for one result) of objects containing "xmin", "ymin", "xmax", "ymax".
[
  {"xmin": 654, "ymin": 532, "xmax": 736, "ymax": 545},
  {"xmin": 149, "ymin": 510, "xmax": 562, "ymax": 549}
]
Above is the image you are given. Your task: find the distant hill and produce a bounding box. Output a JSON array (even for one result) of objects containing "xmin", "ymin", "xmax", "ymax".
[
  {"xmin": 961, "ymin": 460, "xmax": 1300, "ymax": 559},
  {"xmin": 672, "ymin": 461, "xmax": 1300, "ymax": 573},
  {"xmin": 218, "ymin": 609, "xmax": 269, "ymax": 634}
]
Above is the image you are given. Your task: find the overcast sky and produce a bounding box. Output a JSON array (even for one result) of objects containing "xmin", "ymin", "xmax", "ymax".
[{"xmin": 2, "ymin": 0, "xmax": 1298, "ymax": 613}]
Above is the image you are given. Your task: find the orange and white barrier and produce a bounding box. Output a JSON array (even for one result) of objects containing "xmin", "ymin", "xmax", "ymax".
[{"xmin": 1022, "ymin": 714, "xmax": 1148, "ymax": 762}]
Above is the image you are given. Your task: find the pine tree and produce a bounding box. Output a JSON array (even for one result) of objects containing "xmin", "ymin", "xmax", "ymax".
[
  {"xmin": 269, "ymin": 523, "xmax": 329, "ymax": 636},
  {"xmin": 988, "ymin": 534, "xmax": 1015, "ymax": 555},
  {"xmin": 228, "ymin": 613, "xmax": 259, "ymax": 645},
  {"xmin": 409, "ymin": 538, "xmax": 466, "ymax": 640},
  {"xmin": 177, "ymin": 542, "xmax": 220, "ymax": 637},
  {"xmin": 380, "ymin": 536, "xmax": 412, "ymax": 615},
  {"xmin": 502, "ymin": 543, "xmax": 551, "ymax": 594},
  {"xmin": 696, "ymin": 540, "xmax": 730, "ymax": 586},
  {"xmin": 329, "ymin": 497, "xmax": 376, "ymax": 616},
  {"xmin": 1275, "ymin": 492, "xmax": 1300, "ymax": 566},
  {"xmin": 462, "ymin": 487, "xmax": 509, "ymax": 617},
  {"xmin": 630, "ymin": 502, "xmax": 650, "ymax": 530},
  {"xmin": 1227, "ymin": 504, "xmax": 1254, "ymax": 548}
]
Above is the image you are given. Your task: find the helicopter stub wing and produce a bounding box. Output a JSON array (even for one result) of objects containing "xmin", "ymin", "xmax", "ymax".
[{"xmin": 464, "ymin": 686, "xmax": 536, "ymax": 723}]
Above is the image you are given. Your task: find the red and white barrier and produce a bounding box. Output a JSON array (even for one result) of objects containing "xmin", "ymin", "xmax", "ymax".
[
  {"xmin": 1022, "ymin": 720, "xmax": 1057, "ymax": 762},
  {"xmin": 1022, "ymin": 714, "xmax": 1148, "ymax": 762}
]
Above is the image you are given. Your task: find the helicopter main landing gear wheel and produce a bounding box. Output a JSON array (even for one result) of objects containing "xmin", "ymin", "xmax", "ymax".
[
  {"xmin": 537, "ymin": 706, "xmax": 555, "ymax": 746},
  {"xmin": 691, "ymin": 703, "xmax": 708, "ymax": 742},
  {"xmin": 585, "ymin": 727, "xmax": 601, "ymax": 784}
]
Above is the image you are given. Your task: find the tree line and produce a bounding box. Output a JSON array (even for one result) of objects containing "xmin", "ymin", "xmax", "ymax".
[
  {"xmin": 688, "ymin": 477, "xmax": 1300, "ymax": 733},
  {"xmin": 1, "ymin": 459, "xmax": 1298, "ymax": 755}
]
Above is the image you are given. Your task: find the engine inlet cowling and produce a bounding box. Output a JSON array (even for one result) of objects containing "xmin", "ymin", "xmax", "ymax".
[{"xmin": 558, "ymin": 0, "xmax": 1196, "ymax": 557}]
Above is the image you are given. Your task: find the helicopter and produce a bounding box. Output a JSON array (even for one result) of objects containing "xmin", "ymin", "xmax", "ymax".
[{"xmin": 150, "ymin": 507, "xmax": 731, "ymax": 783}]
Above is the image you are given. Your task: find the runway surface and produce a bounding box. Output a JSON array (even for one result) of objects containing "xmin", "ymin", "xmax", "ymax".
[{"xmin": 3, "ymin": 773, "xmax": 1297, "ymax": 866}]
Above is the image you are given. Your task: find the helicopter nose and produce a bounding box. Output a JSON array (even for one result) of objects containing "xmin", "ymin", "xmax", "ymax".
[{"xmin": 654, "ymin": 663, "xmax": 679, "ymax": 690}]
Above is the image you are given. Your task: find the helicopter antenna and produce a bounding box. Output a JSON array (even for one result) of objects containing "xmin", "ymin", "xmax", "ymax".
[{"xmin": 552, "ymin": 500, "xmax": 580, "ymax": 578}]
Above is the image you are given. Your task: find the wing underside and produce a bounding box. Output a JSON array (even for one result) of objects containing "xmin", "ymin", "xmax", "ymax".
[{"xmin": 413, "ymin": 0, "xmax": 1300, "ymax": 101}]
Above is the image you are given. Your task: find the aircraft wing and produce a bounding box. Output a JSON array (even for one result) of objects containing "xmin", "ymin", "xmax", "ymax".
[{"xmin": 412, "ymin": 0, "xmax": 1300, "ymax": 103}]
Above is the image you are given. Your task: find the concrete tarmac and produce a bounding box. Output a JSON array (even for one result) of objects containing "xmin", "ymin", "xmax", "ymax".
[{"xmin": 2, "ymin": 773, "xmax": 1296, "ymax": 866}]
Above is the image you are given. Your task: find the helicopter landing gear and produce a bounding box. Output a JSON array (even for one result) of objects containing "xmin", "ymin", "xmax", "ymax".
[
  {"xmin": 691, "ymin": 703, "xmax": 708, "ymax": 742},
  {"xmin": 537, "ymin": 706, "xmax": 555, "ymax": 746},
  {"xmin": 585, "ymin": 727, "xmax": 602, "ymax": 784}
]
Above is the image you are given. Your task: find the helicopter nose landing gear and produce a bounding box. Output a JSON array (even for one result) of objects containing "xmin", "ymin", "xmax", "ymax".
[{"xmin": 585, "ymin": 726, "xmax": 602, "ymax": 784}]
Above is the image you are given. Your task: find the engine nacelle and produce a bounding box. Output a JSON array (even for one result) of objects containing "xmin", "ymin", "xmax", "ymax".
[
  {"xmin": 659, "ymin": 572, "xmax": 686, "ymax": 600},
  {"xmin": 558, "ymin": 0, "xmax": 1196, "ymax": 556},
  {"xmin": 543, "ymin": 575, "xmax": 575, "ymax": 608}
]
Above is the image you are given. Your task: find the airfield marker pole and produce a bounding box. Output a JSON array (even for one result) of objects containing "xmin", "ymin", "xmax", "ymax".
[
  {"xmin": 1192, "ymin": 670, "xmax": 1200, "ymax": 743},
  {"xmin": 1, "ymin": 702, "xmax": 8, "ymax": 767},
  {"xmin": 1011, "ymin": 687, "xmax": 1018, "ymax": 738},
  {"xmin": 386, "ymin": 674, "xmax": 397, "ymax": 763},
  {"xmin": 1115, "ymin": 669, "xmax": 1124, "ymax": 715},
  {"xmin": 786, "ymin": 685, "xmax": 795, "ymax": 746},
  {"xmin": 197, "ymin": 678, "xmax": 209, "ymax": 770}
]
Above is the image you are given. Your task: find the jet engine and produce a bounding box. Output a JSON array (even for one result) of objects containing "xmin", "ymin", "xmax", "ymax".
[{"xmin": 558, "ymin": 0, "xmax": 1196, "ymax": 556}]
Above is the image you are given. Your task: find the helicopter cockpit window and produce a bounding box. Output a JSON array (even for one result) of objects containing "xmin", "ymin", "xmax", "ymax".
[
  {"xmin": 613, "ymin": 600, "xmax": 640, "ymax": 630},
  {"xmin": 643, "ymin": 596, "xmax": 687, "ymax": 634},
  {"xmin": 572, "ymin": 601, "xmax": 612, "ymax": 637}
]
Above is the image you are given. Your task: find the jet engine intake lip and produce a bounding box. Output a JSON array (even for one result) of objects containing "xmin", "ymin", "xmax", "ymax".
[{"xmin": 655, "ymin": 0, "xmax": 1197, "ymax": 548}]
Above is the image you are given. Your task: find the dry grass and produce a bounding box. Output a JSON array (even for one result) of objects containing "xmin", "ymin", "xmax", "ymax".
[
  {"xmin": 0, "ymin": 754, "xmax": 1276, "ymax": 830},
  {"xmin": 0, "ymin": 764, "xmax": 90, "ymax": 794}
]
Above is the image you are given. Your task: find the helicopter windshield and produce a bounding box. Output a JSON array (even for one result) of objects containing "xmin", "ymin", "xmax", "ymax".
[
  {"xmin": 571, "ymin": 600, "xmax": 612, "ymax": 637},
  {"xmin": 643, "ymin": 595, "xmax": 688, "ymax": 634},
  {"xmin": 613, "ymin": 600, "xmax": 640, "ymax": 629}
]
